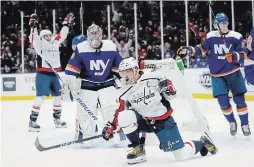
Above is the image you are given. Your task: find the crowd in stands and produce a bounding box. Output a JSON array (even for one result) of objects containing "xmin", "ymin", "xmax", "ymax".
[{"xmin": 1, "ymin": 1, "xmax": 252, "ymax": 73}]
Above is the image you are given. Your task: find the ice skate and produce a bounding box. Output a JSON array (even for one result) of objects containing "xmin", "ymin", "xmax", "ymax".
[
  {"xmin": 29, "ymin": 121, "xmax": 40, "ymax": 132},
  {"xmin": 229, "ymin": 120, "xmax": 237, "ymax": 136},
  {"xmin": 200, "ymin": 136, "xmax": 218, "ymax": 155},
  {"xmin": 241, "ymin": 124, "xmax": 251, "ymax": 136},
  {"xmin": 127, "ymin": 144, "xmax": 146, "ymax": 165},
  {"xmin": 54, "ymin": 119, "xmax": 67, "ymax": 128}
]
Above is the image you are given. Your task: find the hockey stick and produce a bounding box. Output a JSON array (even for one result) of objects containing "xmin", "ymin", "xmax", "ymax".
[{"xmin": 35, "ymin": 134, "xmax": 103, "ymax": 152}]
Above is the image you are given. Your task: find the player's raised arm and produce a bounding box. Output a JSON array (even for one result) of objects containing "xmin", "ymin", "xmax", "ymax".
[
  {"xmin": 177, "ymin": 37, "xmax": 210, "ymax": 58},
  {"xmin": 53, "ymin": 13, "xmax": 75, "ymax": 44}
]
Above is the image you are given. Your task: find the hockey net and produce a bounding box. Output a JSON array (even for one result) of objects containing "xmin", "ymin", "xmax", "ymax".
[{"xmin": 140, "ymin": 58, "xmax": 211, "ymax": 142}]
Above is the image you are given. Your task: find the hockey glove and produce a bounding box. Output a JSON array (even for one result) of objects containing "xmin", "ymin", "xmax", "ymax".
[
  {"xmin": 226, "ymin": 51, "xmax": 240, "ymax": 63},
  {"xmin": 29, "ymin": 14, "xmax": 38, "ymax": 28},
  {"xmin": 176, "ymin": 46, "xmax": 194, "ymax": 58},
  {"xmin": 63, "ymin": 13, "xmax": 75, "ymax": 27},
  {"xmin": 102, "ymin": 121, "xmax": 116, "ymax": 141},
  {"xmin": 158, "ymin": 79, "xmax": 177, "ymax": 100}
]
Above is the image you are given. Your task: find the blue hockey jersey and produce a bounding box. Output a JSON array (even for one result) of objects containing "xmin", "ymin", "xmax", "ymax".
[
  {"xmin": 246, "ymin": 27, "xmax": 254, "ymax": 66},
  {"xmin": 193, "ymin": 30, "xmax": 246, "ymax": 77},
  {"xmin": 65, "ymin": 40, "xmax": 122, "ymax": 90}
]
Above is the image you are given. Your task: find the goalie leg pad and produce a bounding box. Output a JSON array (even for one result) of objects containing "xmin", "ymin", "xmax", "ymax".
[
  {"xmin": 98, "ymin": 86, "xmax": 119, "ymax": 123},
  {"xmin": 118, "ymin": 109, "xmax": 138, "ymax": 134},
  {"xmin": 76, "ymin": 89, "xmax": 99, "ymax": 138}
]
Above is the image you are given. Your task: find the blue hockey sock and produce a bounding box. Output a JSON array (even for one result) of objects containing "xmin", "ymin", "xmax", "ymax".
[
  {"xmin": 126, "ymin": 130, "xmax": 140, "ymax": 147},
  {"xmin": 218, "ymin": 95, "xmax": 235, "ymax": 123},
  {"xmin": 233, "ymin": 95, "xmax": 249, "ymax": 125},
  {"xmin": 187, "ymin": 141, "xmax": 204, "ymax": 154}
]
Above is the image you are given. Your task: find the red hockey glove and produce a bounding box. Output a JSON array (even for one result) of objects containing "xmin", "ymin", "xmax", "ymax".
[
  {"xmin": 29, "ymin": 14, "xmax": 38, "ymax": 28},
  {"xmin": 63, "ymin": 13, "xmax": 75, "ymax": 27},
  {"xmin": 226, "ymin": 52, "xmax": 240, "ymax": 63},
  {"xmin": 102, "ymin": 121, "xmax": 116, "ymax": 141},
  {"xmin": 158, "ymin": 79, "xmax": 177, "ymax": 100}
]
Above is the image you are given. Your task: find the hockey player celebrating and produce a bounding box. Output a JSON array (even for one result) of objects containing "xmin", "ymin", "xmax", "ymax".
[
  {"xmin": 63, "ymin": 23, "xmax": 124, "ymax": 146},
  {"xmin": 245, "ymin": 27, "xmax": 254, "ymax": 85},
  {"xmin": 28, "ymin": 13, "xmax": 74, "ymax": 132},
  {"xmin": 102, "ymin": 57, "xmax": 218, "ymax": 165},
  {"xmin": 177, "ymin": 13, "xmax": 251, "ymax": 136}
]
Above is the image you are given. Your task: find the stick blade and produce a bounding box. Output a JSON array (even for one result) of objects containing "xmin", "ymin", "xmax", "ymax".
[{"xmin": 35, "ymin": 137, "xmax": 46, "ymax": 152}]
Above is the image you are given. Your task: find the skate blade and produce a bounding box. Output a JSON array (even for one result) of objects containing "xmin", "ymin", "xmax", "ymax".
[
  {"xmin": 127, "ymin": 156, "xmax": 147, "ymax": 165},
  {"xmin": 55, "ymin": 125, "xmax": 67, "ymax": 128},
  {"xmin": 29, "ymin": 127, "xmax": 40, "ymax": 132}
]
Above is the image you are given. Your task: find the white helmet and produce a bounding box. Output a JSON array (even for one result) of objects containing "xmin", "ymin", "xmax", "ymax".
[
  {"xmin": 87, "ymin": 23, "xmax": 102, "ymax": 49},
  {"xmin": 39, "ymin": 29, "xmax": 52, "ymax": 37},
  {"xmin": 119, "ymin": 57, "xmax": 139, "ymax": 71}
]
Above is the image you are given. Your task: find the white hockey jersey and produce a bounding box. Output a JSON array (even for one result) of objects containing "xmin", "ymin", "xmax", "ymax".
[
  {"xmin": 29, "ymin": 26, "xmax": 69, "ymax": 72},
  {"xmin": 117, "ymin": 70, "xmax": 173, "ymax": 120}
]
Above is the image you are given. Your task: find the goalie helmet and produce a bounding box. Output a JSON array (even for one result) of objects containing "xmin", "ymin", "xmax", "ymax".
[{"xmin": 87, "ymin": 23, "xmax": 102, "ymax": 49}]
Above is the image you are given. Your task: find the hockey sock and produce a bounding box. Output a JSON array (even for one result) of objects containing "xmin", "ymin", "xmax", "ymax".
[
  {"xmin": 126, "ymin": 130, "xmax": 140, "ymax": 148},
  {"xmin": 233, "ymin": 95, "xmax": 248, "ymax": 125},
  {"xmin": 30, "ymin": 111, "xmax": 39, "ymax": 122},
  {"xmin": 186, "ymin": 141, "xmax": 204, "ymax": 154},
  {"xmin": 218, "ymin": 95, "xmax": 235, "ymax": 122},
  {"xmin": 53, "ymin": 109, "xmax": 61, "ymax": 119}
]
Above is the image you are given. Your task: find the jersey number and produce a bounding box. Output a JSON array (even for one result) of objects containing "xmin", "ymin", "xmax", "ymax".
[{"xmin": 90, "ymin": 59, "xmax": 110, "ymax": 76}]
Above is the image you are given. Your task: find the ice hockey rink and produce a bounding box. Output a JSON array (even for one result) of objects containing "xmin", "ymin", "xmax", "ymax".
[{"xmin": 1, "ymin": 99, "xmax": 254, "ymax": 167}]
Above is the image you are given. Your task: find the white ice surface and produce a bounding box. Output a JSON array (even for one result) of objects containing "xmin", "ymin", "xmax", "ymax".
[{"xmin": 1, "ymin": 99, "xmax": 254, "ymax": 167}]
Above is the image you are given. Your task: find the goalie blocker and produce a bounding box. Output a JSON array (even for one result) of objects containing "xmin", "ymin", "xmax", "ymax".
[{"xmin": 102, "ymin": 57, "xmax": 217, "ymax": 165}]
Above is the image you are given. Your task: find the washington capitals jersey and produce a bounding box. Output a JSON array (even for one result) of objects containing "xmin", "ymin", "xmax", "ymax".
[
  {"xmin": 193, "ymin": 30, "xmax": 245, "ymax": 77},
  {"xmin": 246, "ymin": 27, "xmax": 254, "ymax": 67},
  {"xmin": 115, "ymin": 70, "xmax": 173, "ymax": 120},
  {"xmin": 65, "ymin": 40, "xmax": 122, "ymax": 90}
]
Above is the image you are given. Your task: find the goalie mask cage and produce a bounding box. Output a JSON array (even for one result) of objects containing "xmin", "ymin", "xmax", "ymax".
[{"xmin": 140, "ymin": 58, "xmax": 211, "ymax": 145}]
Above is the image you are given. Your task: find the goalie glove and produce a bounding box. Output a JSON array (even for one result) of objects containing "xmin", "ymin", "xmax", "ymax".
[
  {"xmin": 63, "ymin": 13, "xmax": 75, "ymax": 27},
  {"xmin": 158, "ymin": 78, "xmax": 177, "ymax": 101}
]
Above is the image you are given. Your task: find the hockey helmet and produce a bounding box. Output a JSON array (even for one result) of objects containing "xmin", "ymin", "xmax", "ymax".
[{"xmin": 87, "ymin": 23, "xmax": 102, "ymax": 49}]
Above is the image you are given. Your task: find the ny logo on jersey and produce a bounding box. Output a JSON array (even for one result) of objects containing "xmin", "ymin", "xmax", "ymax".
[
  {"xmin": 90, "ymin": 59, "xmax": 110, "ymax": 76},
  {"xmin": 214, "ymin": 44, "xmax": 232, "ymax": 55}
]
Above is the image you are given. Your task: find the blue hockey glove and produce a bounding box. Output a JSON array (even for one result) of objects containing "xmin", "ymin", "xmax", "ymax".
[{"xmin": 226, "ymin": 51, "xmax": 240, "ymax": 63}]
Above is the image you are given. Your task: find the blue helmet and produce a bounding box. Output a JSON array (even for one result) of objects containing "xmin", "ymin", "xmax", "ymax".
[
  {"xmin": 214, "ymin": 13, "xmax": 229, "ymax": 24},
  {"xmin": 72, "ymin": 34, "xmax": 87, "ymax": 50}
]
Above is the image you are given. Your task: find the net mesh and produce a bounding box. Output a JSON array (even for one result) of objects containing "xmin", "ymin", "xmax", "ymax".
[{"xmin": 141, "ymin": 58, "xmax": 211, "ymax": 142}]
